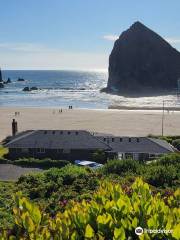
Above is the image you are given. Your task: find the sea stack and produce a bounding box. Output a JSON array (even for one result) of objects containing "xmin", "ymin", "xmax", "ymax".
[
  {"xmin": 0, "ymin": 68, "xmax": 4, "ymax": 88},
  {"xmin": 105, "ymin": 21, "xmax": 180, "ymax": 95}
]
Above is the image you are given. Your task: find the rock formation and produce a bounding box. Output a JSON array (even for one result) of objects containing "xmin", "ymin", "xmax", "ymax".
[
  {"xmin": 23, "ymin": 86, "xmax": 38, "ymax": 91},
  {"xmin": 18, "ymin": 78, "xmax": 25, "ymax": 81},
  {"xmin": 0, "ymin": 68, "xmax": 4, "ymax": 88},
  {"xmin": 105, "ymin": 21, "xmax": 180, "ymax": 95}
]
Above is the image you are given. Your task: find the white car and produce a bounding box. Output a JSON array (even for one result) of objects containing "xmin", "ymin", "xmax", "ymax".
[{"xmin": 75, "ymin": 160, "xmax": 103, "ymax": 169}]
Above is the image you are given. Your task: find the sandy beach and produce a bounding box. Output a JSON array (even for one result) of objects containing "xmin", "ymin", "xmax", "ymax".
[{"xmin": 0, "ymin": 107, "xmax": 180, "ymax": 142}]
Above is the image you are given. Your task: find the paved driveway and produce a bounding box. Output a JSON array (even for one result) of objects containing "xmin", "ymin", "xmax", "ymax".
[{"xmin": 0, "ymin": 164, "xmax": 42, "ymax": 181}]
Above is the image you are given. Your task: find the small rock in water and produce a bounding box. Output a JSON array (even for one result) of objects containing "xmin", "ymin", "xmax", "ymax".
[
  {"xmin": 23, "ymin": 87, "xmax": 30, "ymax": 91},
  {"xmin": 23, "ymin": 86, "xmax": 38, "ymax": 91},
  {"xmin": 4, "ymin": 78, "xmax": 11, "ymax": 84},
  {"xmin": 18, "ymin": 78, "xmax": 25, "ymax": 81},
  {"xmin": 6, "ymin": 78, "xmax": 11, "ymax": 83},
  {"xmin": 30, "ymin": 87, "xmax": 38, "ymax": 91}
]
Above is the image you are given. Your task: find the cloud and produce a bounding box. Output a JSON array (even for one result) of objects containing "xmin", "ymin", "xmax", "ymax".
[
  {"xmin": 165, "ymin": 38, "xmax": 180, "ymax": 44},
  {"xmin": 0, "ymin": 42, "xmax": 54, "ymax": 52},
  {"xmin": 0, "ymin": 42, "xmax": 108, "ymax": 70},
  {"xmin": 103, "ymin": 35, "xmax": 119, "ymax": 41}
]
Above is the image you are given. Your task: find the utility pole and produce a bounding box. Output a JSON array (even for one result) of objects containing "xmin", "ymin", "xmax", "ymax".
[{"xmin": 161, "ymin": 100, "xmax": 165, "ymax": 136}]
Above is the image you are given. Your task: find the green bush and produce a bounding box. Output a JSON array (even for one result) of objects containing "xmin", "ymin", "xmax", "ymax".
[
  {"xmin": 16, "ymin": 165, "xmax": 100, "ymax": 215},
  {"xmin": 144, "ymin": 165, "xmax": 178, "ymax": 187},
  {"xmin": 92, "ymin": 149, "xmax": 106, "ymax": 164},
  {"xmin": 12, "ymin": 158, "xmax": 70, "ymax": 169},
  {"xmin": 100, "ymin": 159, "xmax": 142, "ymax": 176},
  {"xmin": 57, "ymin": 164, "xmax": 90, "ymax": 184},
  {"xmin": 0, "ymin": 145, "xmax": 8, "ymax": 158},
  {"xmin": 172, "ymin": 139, "xmax": 180, "ymax": 150},
  {"xmin": 154, "ymin": 153, "xmax": 180, "ymax": 166},
  {"xmin": 1, "ymin": 178, "xmax": 179, "ymax": 239},
  {"xmin": 0, "ymin": 181, "xmax": 17, "ymax": 228}
]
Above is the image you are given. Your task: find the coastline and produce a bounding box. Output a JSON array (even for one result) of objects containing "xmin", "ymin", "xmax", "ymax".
[{"xmin": 1, "ymin": 107, "xmax": 180, "ymax": 142}]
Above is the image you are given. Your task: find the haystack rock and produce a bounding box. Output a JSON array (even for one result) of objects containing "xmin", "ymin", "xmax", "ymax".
[
  {"xmin": 0, "ymin": 68, "xmax": 4, "ymax": 88},
  {"xmin": 105, "ymin": 21, "xmax": 180, "ymax": 95}
]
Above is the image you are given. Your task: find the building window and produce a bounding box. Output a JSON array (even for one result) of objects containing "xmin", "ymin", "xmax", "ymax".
[
  {"xmin": 112, "ymin": 138, "xmax": 114, "ymax": 142},
  {"xmin": 129, "ymin": 138, "xmax": 131, "ymax": 142},
  {"xmin": 37, "ymin": 148, "xmax": 45, "ymax": 153}
]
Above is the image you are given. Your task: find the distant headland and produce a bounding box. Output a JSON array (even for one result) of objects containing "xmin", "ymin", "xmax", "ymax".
[{"xmin": 102, "ymin": 21, "xmax": 180, "ymax": 96}]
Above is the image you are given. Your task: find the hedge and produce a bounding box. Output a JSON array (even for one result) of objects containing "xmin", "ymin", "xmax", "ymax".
[{"xmin": 0, "ymin": 178, "xmax": 179, "ymax": 239}]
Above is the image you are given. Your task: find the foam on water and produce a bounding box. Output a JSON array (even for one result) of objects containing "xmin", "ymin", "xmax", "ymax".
[{"xmin": 0, "ymin": 70, "xmax": 179, "ymax": 109}]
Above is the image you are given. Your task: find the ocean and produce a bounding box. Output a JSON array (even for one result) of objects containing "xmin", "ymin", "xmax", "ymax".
[{"xmin": 0, "ymin": 70, "xmax": 179, "ymax": 109}]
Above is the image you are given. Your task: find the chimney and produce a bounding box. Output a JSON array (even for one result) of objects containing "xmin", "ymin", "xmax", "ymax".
[{"xmin": 12, "ymin": 119, "xmax": 18, "ymax": 136}]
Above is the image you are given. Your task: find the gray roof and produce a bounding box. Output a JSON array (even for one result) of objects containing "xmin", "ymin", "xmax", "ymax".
[
  {"xmin": 5, "ymin": 130, "xmax": 111, "ymax": 150},
  {"xmin": 96, "ymin": 136, "xmax": 174, "ymax": 154},
  {"xmin": 6, "ymin": 130, "xmax": 174, "ymax": 154}
]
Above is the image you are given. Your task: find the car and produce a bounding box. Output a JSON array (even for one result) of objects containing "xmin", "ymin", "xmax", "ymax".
[{"xmin": 74, "ymin": 160, "xmax": 103, "ymax": 169}]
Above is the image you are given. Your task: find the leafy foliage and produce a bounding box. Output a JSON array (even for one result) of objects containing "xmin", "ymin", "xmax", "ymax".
[
  {"xmin": 0, "ymin": 146, "xmax": 8, "ymax": 158},
  {"xmin": 100, "ymin": 159, "xmax": 142, "ymax": 176},
  {"xmin": 92, "ymin": 149, "xmax": 106, "ymax": 164},
  {"xmin": 1, "ymin": 178, "xmax": 179, "ymax": 239},
  {"xmin": 11, "ymin": 158, "xmax": 70, "ymax": 169},
  {"xmin": 100, "ymin": 154, "xmax": 180, "ymax": 188},
  {"xmin": 17, "ymin": 166, "xmax": 100, "ymax": 215},
  {"xmin": 0, "ymin": 181, "xmax": 17, "ymax": 228},
  {"xmin": 0, "ymin": 154, "xmax": 179, "ymax": 233},
  {"xmin": 172, "ymin": 139, "xmax": 180, "ymax": 151}
]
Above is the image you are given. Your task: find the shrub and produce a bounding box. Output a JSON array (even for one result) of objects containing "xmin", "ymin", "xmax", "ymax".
[
  {"xmin": 172, "ymin": 139, "xmax": 180, "ymax": 150},
  {"xmin": 154, "ymin": 153, "xmax": 180, "ymax": 166},
  {"xmin": 92, "ymin": 149, "xmax": 106, "ymax": 163},
  {"xmin": 100, "ymin": 159, "xmax": 142, "ymax": 176},
  {"xmin": 56, "ymin": 164, "xmax": 90, "ymax": 185},
  {"xmin": 1, "ymin": 178, "xmax": 179, "ymax": 239},
  {"xmin": 0, "ymin": 182, "xmax": 17, "ymax": 228},
  {"xmin": 0, "ymin": 145, "xmax": 8, "ymax": 158},
  {"xmin": 145, "ymin": 165, "xmax": 177, "ymax": 187},
  {"xmin": 17, "ymin": 165, "xmax": 95, "ymax": 197},
  {"xmin": 12, "ymin": 158, "xmax": 70, "ymax": 169}
]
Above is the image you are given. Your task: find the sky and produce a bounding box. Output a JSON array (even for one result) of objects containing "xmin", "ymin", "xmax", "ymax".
[{"xmin": 0, "ymin": 0, "xmax": 180, "ymax": 70}]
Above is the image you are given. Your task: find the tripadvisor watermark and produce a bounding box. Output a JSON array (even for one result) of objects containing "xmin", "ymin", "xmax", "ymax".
[{"xmin": 135, "ymin": 226, "xmax": 173, "ymax": 236}]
